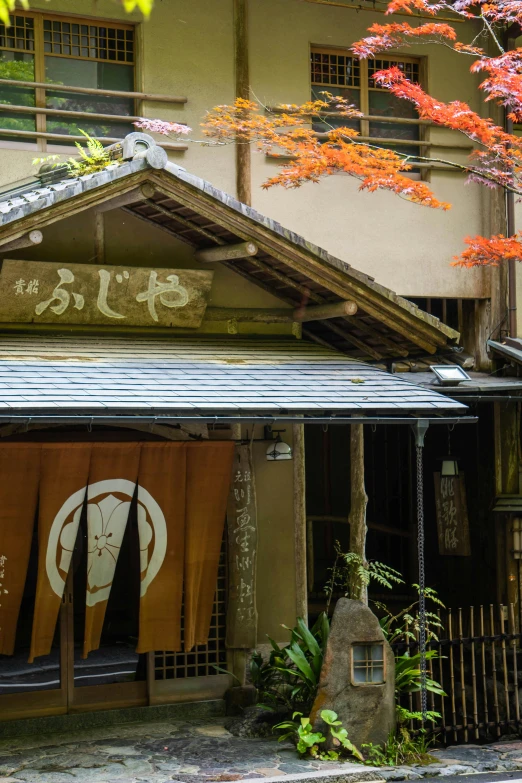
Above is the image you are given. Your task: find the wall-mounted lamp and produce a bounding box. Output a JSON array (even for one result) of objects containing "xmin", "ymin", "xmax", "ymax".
[{"xmin": 265, "ymin": 427, "xmax": 293, "ymax": 461}]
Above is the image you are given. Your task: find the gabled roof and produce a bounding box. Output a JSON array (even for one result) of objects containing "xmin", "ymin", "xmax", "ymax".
[
  {"xmin": 0, "ymin": 335, "xmax": 466, "ymax": 415},
  {"xmin": 0, "ymin": 132, "xmax": 459, "ymax": 362}
]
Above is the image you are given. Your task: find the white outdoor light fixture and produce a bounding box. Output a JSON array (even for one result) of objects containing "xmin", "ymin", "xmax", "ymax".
[
  {"xmin": 266, "ymin": 433, "xmax": 293, "ymax": 461},
  {"xmin": 429, "ymin": 364, "xmax": 471, "ymax": 387}
]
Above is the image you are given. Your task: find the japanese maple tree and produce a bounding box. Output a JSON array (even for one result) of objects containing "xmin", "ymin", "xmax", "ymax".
[{"xmin": 136, "ymin": 1, "xmax": 522, "ymax": 269}]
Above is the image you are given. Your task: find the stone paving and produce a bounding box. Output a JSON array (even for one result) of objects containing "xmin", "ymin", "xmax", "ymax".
[
  {"xmin": 0, "ymin": 718, "xmax": 373, "ymax": 783},
  {"xmin": 2, "ymin": 718, "xmax": 522, "ymax": 783},
  {"xmin": 379, "ymin": 740, "xmax": 522, "ymax": 780}
]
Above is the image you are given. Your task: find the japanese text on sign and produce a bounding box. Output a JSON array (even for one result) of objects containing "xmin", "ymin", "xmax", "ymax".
[
  {"xmin": 227, "ymin": 446, "xmax": 258, "ymax": 647},
  {"xmin": 0, "ymin": 260, "xmax": 213, "ymax": 329}
]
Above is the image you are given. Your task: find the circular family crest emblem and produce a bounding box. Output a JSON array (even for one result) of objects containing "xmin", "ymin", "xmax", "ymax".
[{"xmin": 46, "ymin": 479, "xmax": 167, "ymax": 602}]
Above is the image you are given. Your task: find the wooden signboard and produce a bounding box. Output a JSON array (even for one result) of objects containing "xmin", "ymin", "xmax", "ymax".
[
  {"xmin": 0, "ymin": 260, "xmax": 213, "ymax": 328},
  {"xmin": 434, "ymin": 472, "xmax": 471, "ymax": 556},
  {"xmin": 226, "ymin": 444, "xmax": 258, "ymax": 649}
]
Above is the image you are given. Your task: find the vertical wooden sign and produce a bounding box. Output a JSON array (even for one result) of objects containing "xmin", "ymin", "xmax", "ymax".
[
  {"xmin": 434, "ymin": 472, "xmax": 471, "ymax": 556},
  {"xmin": 226, "ymin": 444, "xmax": 258, "ymax": 648}
]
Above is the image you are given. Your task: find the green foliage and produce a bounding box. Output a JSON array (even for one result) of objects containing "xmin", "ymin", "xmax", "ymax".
[
  {"xmin": 363, "ymin": 708, "xmax": 440, "ymax": 767},
  {"xmin": 67, "ymin": 130, "xmax": 114, "ymax": 176},
  {"xmin": 395, "ymin": 651, "xmax": 446, "ymax": 697},
  {"xmin": 376, "ymin": 586, "xmax": 445, "ymax": 646},
  {"xmin": 31, "ymin": 131, "xmax": 117, "ymax": 179},
  {"xmin": 0, "ymin": 0, "xmax": 153, "ymax": 26},
  {"xmin": 250, "ymin": 614, "xmax": 329, "ymax": 715},
  {"xmin": 274, "ymin": 710, "xmax": 363, "ymax": 762},
  {"xmin": 325, "ymin": 542, "xmax": 404, "ymax": 611}
]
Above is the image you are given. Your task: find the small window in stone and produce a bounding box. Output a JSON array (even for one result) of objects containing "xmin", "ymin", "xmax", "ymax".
[{"xmin": 352, "ymin": 643, "xmax": 385, "ymax": 685}]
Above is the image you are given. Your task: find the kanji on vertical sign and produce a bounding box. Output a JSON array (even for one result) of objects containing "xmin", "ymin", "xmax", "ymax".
[
  {"xmin": 434, "ymin": 472, "xmax": 471, "ymax": 557},
  {"xmin": 226, "ymin": 444, "xmax": 258, "ymax": 648}
]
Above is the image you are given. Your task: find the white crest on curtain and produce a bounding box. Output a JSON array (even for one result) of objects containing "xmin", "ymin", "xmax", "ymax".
[{"xmin": 46, "ymin": 479, "xmax": 167, "ymax": 604}]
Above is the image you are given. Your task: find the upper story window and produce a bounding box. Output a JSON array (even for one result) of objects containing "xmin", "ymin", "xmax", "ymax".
[
  {"xmin": 310, "ymin": 47, "xmax": 421, "ymax": 159},
  {"xmin": 0, "ymin": 11, "xmax": 135, "ymax": 149}
]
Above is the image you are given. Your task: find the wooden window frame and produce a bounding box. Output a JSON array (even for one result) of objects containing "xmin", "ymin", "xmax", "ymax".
[
  {"xmin": 351, "ymin": 642, "xmax": 386, "ymax": 686},
  {"xmin": 310, "ymin": 45, "xmax": 429, "ymax": 171},
  {"xmin": 0, "ymin": 8, "xmax": 136, "ymax": 152}
]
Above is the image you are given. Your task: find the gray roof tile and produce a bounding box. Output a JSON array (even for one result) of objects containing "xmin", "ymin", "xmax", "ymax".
[{"xmin": 0, "ymin": 335, "xmax": 466, "ymax": 416}]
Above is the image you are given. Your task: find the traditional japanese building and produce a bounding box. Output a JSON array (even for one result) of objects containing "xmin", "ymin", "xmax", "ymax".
[
  {"xmin": 0, "ymin": 132, "xmax": 475, "ymax": 723},
  {"xmin": 1, "ymin": 0, "xmax": 522, "ymax": 742}
]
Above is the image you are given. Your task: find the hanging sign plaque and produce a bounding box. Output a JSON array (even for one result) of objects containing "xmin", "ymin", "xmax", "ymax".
[
  {"xmin": 226, "ymin": 444, "xmax": 258, "ymax": 649},
  {"xmin": 0, "ymin": 259, "xmax": 213, "ymax": 328},
  {"xmin": 433, "ymin": 472, "xmax": 471, "ymax": 556}
]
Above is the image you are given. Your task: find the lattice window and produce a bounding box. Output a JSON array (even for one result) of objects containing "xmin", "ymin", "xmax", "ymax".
[
  {"xmin": 352, "ymin": 643, "xmax": 385, "ymax": 685},
  {"xmin": 42, "ymin": 19, "xmax": 134, "ymax": 63},
  {"xmin": 154, "ymin": 543, "xmax": 227, "ymax": 680},
  {"xmin": 310, "ymin": 47, "xmax": 422, "ymax": 157},
  {"xmin": 0, "ymin": 15, "xmax": 35, "ymax": 52},
  {"xmin": 311, "ymin": 50, "xmax": 360, "ymax": 89},
  {"xmin": 0, "ymin": 10, "xmax": 135, "ymax": 148},
  {"xmin": 368, "ymin": 58, "xmax": 419, "ymax": 88}
]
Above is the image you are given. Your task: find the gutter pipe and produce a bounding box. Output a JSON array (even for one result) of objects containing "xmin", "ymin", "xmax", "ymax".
[{"xmin": 0, "ymin": 414, "xmax": 477, "ymax": 426}]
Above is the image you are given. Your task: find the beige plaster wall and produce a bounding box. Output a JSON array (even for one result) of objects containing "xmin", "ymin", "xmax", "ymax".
[
  {"xmin": 0, "ymin": 0, "xmax": 493, "ymax": 300},
  {"xmin": 252, "ymin": 426, "xmax": 298, "ymax": 643}
]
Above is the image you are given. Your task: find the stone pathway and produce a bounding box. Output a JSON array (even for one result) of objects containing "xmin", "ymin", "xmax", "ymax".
[
  {"xmin": 0, "ymin": 718, "xmax": 373, "ymax": 783},
  {"xmin": 2, "ymin": 718, "xmax": 522, "ymax": 783},
  {"xmin": 379, "ymin": 740, "xmax": 522, "ymax": 780}
]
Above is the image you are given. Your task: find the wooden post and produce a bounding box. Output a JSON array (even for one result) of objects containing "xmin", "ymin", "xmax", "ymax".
[
  {"xmin": 349, "ymin": 423, "xmax": 368, "ymax": 603},
  {"xmin": 293, "ymin": 423, "xmax": 308, "ymax": 622},
  {"xmin": 494, "ymin": 401, "xmax": 520, "ymax": 621},
  {"xmin": 234, "ymin": 0, "xmax": 251, "ymax": 205},
  {"xmin": 94, "ymin": 212, "xmax": 105, "ymax": 265}
]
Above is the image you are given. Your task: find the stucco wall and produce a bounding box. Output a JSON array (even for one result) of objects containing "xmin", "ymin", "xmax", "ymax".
[
  {"xmin": 252, "ymin": 426, "xmax": 297, "ymax": 643},
  {"xmin": 0, "ymin": 0, "xmax": 493, "ymax": 301}
]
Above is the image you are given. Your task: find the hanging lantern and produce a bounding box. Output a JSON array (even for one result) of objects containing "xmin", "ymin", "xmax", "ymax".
[
  {"xmin": 266, "ymin": 434, "xmax": 292, "ymax": 461},
  {"xmin": 441, "ymin": 458, "xmax": 459, "ymax": 477}
]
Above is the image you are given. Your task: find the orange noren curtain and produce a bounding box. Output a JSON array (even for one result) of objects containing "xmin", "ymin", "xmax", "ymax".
[
  {"xmin": 184, "ymin": 441, "xmax": 235, "ymax": 651},
  {"xmin": 136, "ymin": 442, "xmax": 186, "ymax": 653},
  {"xmin": 83, "ymin": 443, "xmax": 140, "ymax": 658},
  {"xmin": 29, "ymin": 444, "xmax": 92, "ymax": 662},
  {"xmin": 0, "ymin": 445, "xmax": 41, "ymax": 656}
]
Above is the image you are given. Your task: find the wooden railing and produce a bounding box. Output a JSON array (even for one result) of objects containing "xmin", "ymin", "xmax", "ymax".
[
  {"xmin": 0, "ymin": 78, "xmax": 188, "ymax": 150},
  {"xmin": 266, "ymin": 105, "xmax": 472, "ymax": 169}
]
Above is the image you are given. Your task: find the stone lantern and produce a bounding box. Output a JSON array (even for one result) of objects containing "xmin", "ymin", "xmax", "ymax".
[{"xmin": 310, "ymin": 598, "xmax": 396, "ymax": 749}]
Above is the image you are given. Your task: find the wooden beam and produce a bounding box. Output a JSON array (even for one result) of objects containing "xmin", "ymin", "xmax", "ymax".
[
  {"xmin": 140, "ymin": 190, "xmax": 226, "ymax": 245},
  {"xmin": 204, "ymin": 306, "xmax": 293, "ymax": 323},
  {"xmin": 96, "ymin": 190, "xmax": 142, "ymax": 213},
  {"xmin": 294, "ymin": 300, "xmax": 358, "ymax": 322},
  {"xmin": 195, "ymin": 241, "xmax": 258, "ymax": 263},
  {"xmin": 322, "ymin": 319, "xmax": 384, "ymax": 360},
  {"xmin": 0, "ymin": 77, "xmax": 187, "ymax": 104},
  {"xmin": 122, "ymin": 206, "xmax": 197, "ymax": 248},
  {"xmin": 234, "ymin": 0, "xmax": 251, "ymax": 205},
  {"xmin": 0, "ymin": 230, "xmax": 43, "ymax": 252},
  {"xmin": 0, "ymin": 128, "xmax": 187, "ymax": 150}
]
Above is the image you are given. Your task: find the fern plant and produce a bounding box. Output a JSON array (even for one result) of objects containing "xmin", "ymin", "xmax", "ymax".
[
  {"xmin": 325, "ymin": 541, "xmax": 404, "ymax": 613},
  {"xmin": 32, "ymin": 130, "xmax": 115, "ymax": 179},
  {"xmin": 67, "ymin": 130, "xmax": 113, "ymax": 175}
]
